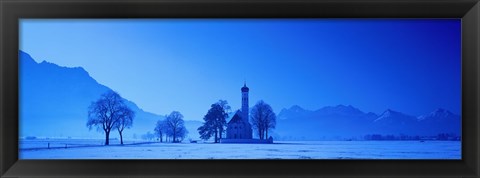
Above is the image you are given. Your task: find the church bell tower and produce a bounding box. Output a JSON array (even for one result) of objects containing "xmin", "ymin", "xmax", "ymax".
[{"xmin": 241, "ymin": 82, "xmax": 249, "ymax": 122}]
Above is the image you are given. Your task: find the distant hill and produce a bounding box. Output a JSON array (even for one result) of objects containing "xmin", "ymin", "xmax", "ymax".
[
  {"xmin": 19, "ymin": 51, "xmax": 200, "ymax": 140},
  {"xmin": 274, "ymin": 105, "xmax": 460, "ymax": 140}
]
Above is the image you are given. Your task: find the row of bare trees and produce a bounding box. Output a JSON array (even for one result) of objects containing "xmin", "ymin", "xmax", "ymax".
[
  {"xmin": 87, "ymin": 90, "xmax": 190, "ymax": 145},
  {"xmin": 154, "ymin": 111, "xmax": 188, "ymax": 143},
  {"xmin": 87, "ymin": 90, "xmax": 135, "ymax": 145},
  {"xmin": 86, "ymin": 91, "xmax": 276, "ymax": 145}
]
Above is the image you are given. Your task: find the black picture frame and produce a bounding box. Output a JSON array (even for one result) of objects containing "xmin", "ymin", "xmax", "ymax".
[{"xmin": 1, "ymin": 0, "xmax": 479, "ymax": 177}]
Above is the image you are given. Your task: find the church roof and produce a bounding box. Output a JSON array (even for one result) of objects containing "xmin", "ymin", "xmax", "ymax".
[{"xmin": 228, "ymin": 112, "xmax": 244, "ymax": 124}]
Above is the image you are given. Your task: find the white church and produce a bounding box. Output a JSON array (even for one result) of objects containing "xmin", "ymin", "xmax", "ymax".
[{"xmin": 221, "ymin": 83, "xmax": 273, "ymax": 144}]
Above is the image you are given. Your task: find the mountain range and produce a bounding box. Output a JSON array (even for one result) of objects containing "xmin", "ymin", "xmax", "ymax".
[{"xmin": 274, "ymin": 105, "xmax": 460, "ymax": 140}]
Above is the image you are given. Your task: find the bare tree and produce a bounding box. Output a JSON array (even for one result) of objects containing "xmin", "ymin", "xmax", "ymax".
[
  {"xmin": 154, "ymin": 119, "xmax": 168, "ymax": 142},
  {"xmin": 250, "ymin": 106, "xmax": 264, "ymax": 139},
  {"xmin": 115, "ymin": 106, "xmax": 135, "ymax": 145},
  {"xmin": 263, "ymin": 109, "xmax": 276, "ymax": 139},
  {"xmin": 165, "ymin": 111, "xmax": 187, "ymax": 143},
  {"xmin": 250, "ymin": 100, "xmax": 276, "ymax": 140},
  {"xmin": 87, "ymin": 90, "xmax": 132, "ymax": 145}
]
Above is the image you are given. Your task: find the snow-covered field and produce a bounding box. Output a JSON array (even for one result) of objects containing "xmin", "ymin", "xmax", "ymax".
[{"xmin": 19, "ymin": 139, "xmax": 461, "ymax": 159}]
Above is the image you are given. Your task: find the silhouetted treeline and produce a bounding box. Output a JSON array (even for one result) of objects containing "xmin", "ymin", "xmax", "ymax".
[
  {"xmin": 154, "ymin": 111, "xmax": 188, "ymax": 143},
  {"xmin": 363, "ymin": 133, "xmax": 461, "ymax": 141}
]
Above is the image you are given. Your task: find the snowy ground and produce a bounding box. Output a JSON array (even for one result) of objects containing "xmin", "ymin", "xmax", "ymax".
[{"xmin": 19, "ymin": 139, "xmax": 461, "ymax": 159}]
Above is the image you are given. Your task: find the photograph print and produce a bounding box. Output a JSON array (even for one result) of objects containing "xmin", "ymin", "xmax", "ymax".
[{"xmin": 19, "ymin": 19, "xmax": 461, "ymax": 159}]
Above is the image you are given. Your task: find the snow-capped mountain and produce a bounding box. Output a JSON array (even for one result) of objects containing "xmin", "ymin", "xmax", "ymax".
[
  {"xmin": 370, "ymin": 109, "xmax": 419, "ymax": 135},
  {"xmin": 277, "ymin": 105, "xmax": 313, "ymax": 120},
  {"xmin": 416, "ymin": 108, "xmax": 461, "ymax": 136},
  {"xmin": 418, "ymin": 108, "xmax": 458, "ymax": 121},
  {"xmin": 373, "ymin": 109, "xmax": 418, "ymax": 125},
  {"xmin": 315, "ymin": 104, "xmax": 364, "ymax": 116}
]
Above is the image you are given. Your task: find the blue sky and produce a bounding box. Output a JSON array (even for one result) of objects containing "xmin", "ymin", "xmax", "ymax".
[{"xmin": 20, "ymin": 19, "xmax": 461, "ymax": 120}]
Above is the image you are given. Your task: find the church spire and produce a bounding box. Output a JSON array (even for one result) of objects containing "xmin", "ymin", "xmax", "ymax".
[
  {"xmin": 241, "ymin": 81, "xmax": 249, "ymax": 92},
  {"xmin": 241, "ymin": 82, "xmax": 249, "ymax": 125}
]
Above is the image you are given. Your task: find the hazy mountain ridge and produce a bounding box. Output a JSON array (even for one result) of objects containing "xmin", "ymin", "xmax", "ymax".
[
  {"xmin": 19, "ymin": 51, "xmax": 198, "ymax": 139},
  {"xmin": 275, "ymin": 105, "xmax": 460, "ymax": 140}
]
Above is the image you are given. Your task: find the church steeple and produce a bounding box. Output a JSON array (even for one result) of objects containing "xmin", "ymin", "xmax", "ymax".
[{"xmin": 241, "ymin": 82, "xmax": 249, "ymax": 122}]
